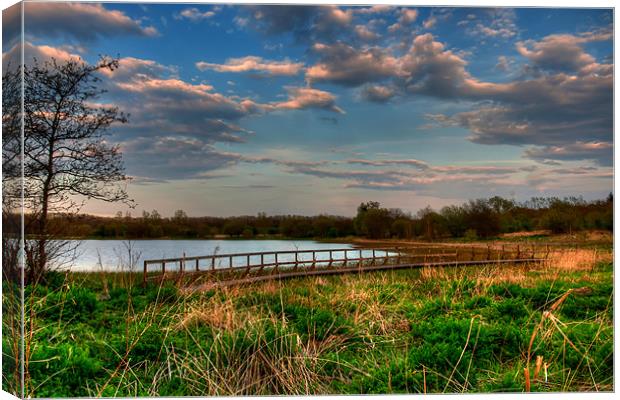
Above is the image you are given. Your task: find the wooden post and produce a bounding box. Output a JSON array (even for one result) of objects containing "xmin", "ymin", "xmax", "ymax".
[
  {"xmin": 274, "ymin": 253, "xmax": 279, "ymax": 273},
  {"xmin": 396, "ymin": 247, "xmax": 401, "ymax": 264},
  {"xmin": 486, "ymin": 245, "xmax": 491, "ymax": 261},
  {"xmin": 211, "ymin": 256, "xmax": 215, "ymax": 271},
  {"xmin": 195, "ymin": 258, "xmax": 199, "ymax": 272},
  {"xmin": 162, "ymin": 261, "xmax": 166, "ymax": 277},
  {"xmin": 229, "ymin": 255, "xmax": 233, "ymax": 272},
  {"xmin": 261, "ymin": 254, "xmax": 264, "ymax": 269},
  {"xmin": 516, "ymin": 245, "xmax": 521, "ymax": 259},
  {"xmin": 143, "ymin": 260, "xmax": 147, "ymax": 287},
  {"xmin": 545, "ymin": 245, "xmax": 550, "ymax": 259},
  {"xmin": 328, "ymin": 250, "xmax": 333, "ymax": 267},
  {"xmin": 181, "ymin": 252, "xmax": 185, "ymax": 274},
  {"xmin": 359, "ymin": 249, "xmax": 363, "ymax": 268},
  {"xmin": 295, "ymin": 252, "xmax": 299, "ymax": 270},
  {"xmin": 344, "ymin": 250, "xmax": 348, "ymax": 266},
  {"xmin": 312, "ymin": 251, "xmax": 316, "ymax": 269},
  {"xmin": 372, "ymin": 249, "xmax": 376, "ymax": 266}
]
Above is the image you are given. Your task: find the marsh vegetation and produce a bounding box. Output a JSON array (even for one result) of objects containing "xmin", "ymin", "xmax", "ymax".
[{"xmin": 3, "ymin": 244, "xmax": 613, "ymax": 396}]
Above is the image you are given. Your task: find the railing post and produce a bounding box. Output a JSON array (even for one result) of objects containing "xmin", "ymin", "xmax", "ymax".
[
  {"xmin": 295, "ymin": 252, "xmax": 299, "ymax": 270},
  {"xmin": 312, "ymin": 251, "xmax": 316, "ymax": 269},
  {"xmin": 516, "ymin": 245, "xmax": 521, "ymax": 259},
  {"xmin": 396, "ymin": 247, "xmax": 400, "ymax": 264},
  {"xmin": 195, "ymin": 258, "xmax": 199, "ymax": 272},
  {"xmin": 274, "ymin": 253, "xmax": 278, "ymax": 273},
  {"xmin": 230, "ymin": 255, "xmax": 233, "ymax": 272},
  {"xmin": 359, "ymin": 249, "xmax": 363, "ymax": 268},
  {"xmin": 328, "ymin": 250, "xmax": 333, "ymax": 267},
  {"xmin": 211, "ymin": 256, "xmax": 215, "ymax": 271},
  {"xmin": 344, "ymin": 250, "xmax": 348, "ymax": 266},
  {"xmin": 143, "ymin": 260, "xmax": 147, "ymax": 287}
]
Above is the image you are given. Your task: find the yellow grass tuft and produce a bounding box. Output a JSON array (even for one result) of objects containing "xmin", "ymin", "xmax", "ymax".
[
  {"xmin": 176, "ymin": 297, "xmax": 255, "ymax": 331},
  {"xmin": 547, "ymin": 249, "xmax": 599, "ymax": 271}
]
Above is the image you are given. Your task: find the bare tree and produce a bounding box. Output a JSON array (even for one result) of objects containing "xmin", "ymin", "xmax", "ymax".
[
  {"xmin": 3, "ymin": 56, "xmax": 133, "ymax": 283},
  {"xmin": 2, "ymin": 63, "xmax": 22, "ymax": 283}
]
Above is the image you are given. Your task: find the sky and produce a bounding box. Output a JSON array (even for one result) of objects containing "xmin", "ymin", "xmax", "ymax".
[{"xmin": 2, "ymin": 2, "xmax": 614, "ymax": 217}]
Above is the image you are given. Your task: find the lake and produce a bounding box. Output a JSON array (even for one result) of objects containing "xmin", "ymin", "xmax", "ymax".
[{"xmin": 67, "ymin": 239, "xmax": 363, "ymax": 271}]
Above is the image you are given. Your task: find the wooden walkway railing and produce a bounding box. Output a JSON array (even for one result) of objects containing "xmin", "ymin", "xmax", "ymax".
[{"xmin": 142, "ymin": 244, "xmax": 550, "ymax": 288}]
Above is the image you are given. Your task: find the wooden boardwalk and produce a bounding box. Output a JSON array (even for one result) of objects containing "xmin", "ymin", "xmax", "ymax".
[{"xmin": 143, "ymin": 243, "xmax": 550, "ymax": 289}]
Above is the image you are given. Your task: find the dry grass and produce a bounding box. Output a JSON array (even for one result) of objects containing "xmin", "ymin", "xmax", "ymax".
[{"xmin": 546, "ymin": 248, "xmax": 604, "ymax": 271}]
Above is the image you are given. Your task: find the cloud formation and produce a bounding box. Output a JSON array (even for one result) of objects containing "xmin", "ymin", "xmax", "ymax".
[
  {"xmin": 306, "ymin": 42, "xmax": 399, "ymax": 86},
  {"xmin": 122, "ymin": 136, "xmax": 242, "ymax": 180},
  {"xmin": 3, "ymin": 41, "xmax": 83, "ymax": 69},
  {"xmin": 516, "ymin": 30, "xmax": 612, "ymax": 73},
  {"xmin": 175, "ymin": 7, "xmax": 216, "ymax": 22},
  {"xmin": 524, "ymin": 142, "xmax": 613, "ymax": 166},
  {"xmin": 4, "ymin": 3, "xmax": 157, "ymax": 45},
  {"xmin": 269, "ymin": 86, "xmax": 345, "ymax": 114},
  {"xmin": 196, "ymin": 56, "xmax": 304, "ymax": 76}
]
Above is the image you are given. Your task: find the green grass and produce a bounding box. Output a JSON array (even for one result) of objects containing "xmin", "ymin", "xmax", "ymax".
[{"xmin": 3, "ymin": 259, "xmax": 613, "ymax": 396}]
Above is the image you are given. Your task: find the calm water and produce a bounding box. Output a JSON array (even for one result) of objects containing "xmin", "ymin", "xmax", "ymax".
[{"xmin": 68, "ymin": 240, "xmax": 363, "ymax": 272}]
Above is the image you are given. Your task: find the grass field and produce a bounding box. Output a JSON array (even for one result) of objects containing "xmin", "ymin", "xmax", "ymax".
[{"xmin": 2, "ymin": 245, "xmax": 614, "ymax": 396}]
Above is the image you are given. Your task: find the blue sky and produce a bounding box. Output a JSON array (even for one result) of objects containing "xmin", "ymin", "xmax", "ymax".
[{"xmin": 2, "ymin": 2, "xmax": 614, "ymax": 216}]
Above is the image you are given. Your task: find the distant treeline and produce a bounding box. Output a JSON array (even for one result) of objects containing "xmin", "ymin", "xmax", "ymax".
[{"xmin": 25, "ymin": 194, "xmax": 613, "ymax": 240}]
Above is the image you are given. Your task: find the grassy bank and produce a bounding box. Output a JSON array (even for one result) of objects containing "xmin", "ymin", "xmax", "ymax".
[{"xmin": 3, "ymin": 248, "xmax": 613, "ymax": 396}]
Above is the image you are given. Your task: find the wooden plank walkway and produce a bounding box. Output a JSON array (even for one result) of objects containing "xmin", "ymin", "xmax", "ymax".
[{"xmin": 143, "ymin": 244, "xmax": 549, "ymax": 289}]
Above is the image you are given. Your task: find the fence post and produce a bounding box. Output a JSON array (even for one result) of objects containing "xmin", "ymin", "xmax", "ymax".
[
  {"xmin": 195, "ymin": 258, "xmax": 199, "ymax": 272},
  {"xmin": 516, "ymin": 245, "xmax": 521, "ymax": 259}
]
